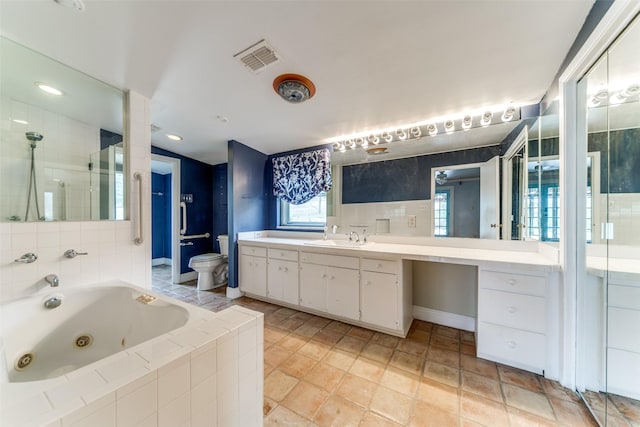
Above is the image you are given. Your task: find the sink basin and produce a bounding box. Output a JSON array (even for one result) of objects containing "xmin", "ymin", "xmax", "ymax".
[{"xmin": 304, "ymin": 240, "xmax": 373, "ymax": 248}]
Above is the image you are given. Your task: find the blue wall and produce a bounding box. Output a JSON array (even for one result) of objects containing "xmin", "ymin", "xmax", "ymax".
[
  {"xmin": 151, "ymin": 146, "xmax": 215, "ymax": 274},
  {"xmin": 151, "ymin": 172, "xmax": 172, "ymax": 260},
  {"xmin": 212, "ymin": 163, "xmax": 228, "ymax": 252},
  {"xmin": 342, "ymin": 145, "xmax": 501, "ymax": 203},
  {"xmin": 227, "ymin": 140, "xmax": 269, "ymax": 288}
]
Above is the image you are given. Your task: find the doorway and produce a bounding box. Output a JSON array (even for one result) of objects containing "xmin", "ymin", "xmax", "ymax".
[{"xmin": 151, "ymin": 154, "xmax": 181, "ymax": 284}]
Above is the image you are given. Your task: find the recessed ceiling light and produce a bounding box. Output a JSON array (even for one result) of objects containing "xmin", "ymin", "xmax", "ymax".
[
  {"xmin": 35, "ymin": 82, "xmax": 64, "ymax": 96},
  {"xmin": 166, "ymin": 133, "xmax": 183, "ymax": 141},
  {"xmin": 11, "ymin": 119, "xmax": 29, "ymax": 125}
]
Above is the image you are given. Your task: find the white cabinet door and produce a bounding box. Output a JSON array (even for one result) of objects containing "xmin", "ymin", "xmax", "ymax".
[
  {"xmin": 300, "ymin": 263, "xmax": 327, "ymax": 312},
  {"xmin": 327, "ymin": 266, "xmax": 359, "ymax": 320},
  {"xmin": 361, "ymin": 271, "xmax": 398, "ymax": 330},
  {"xmin": 239, "ymin": 254, "xmax": 266, "ymax": 297},
  {"xmin": 268, "ymin": 259, "xmax": 299, "ymax": 305}
]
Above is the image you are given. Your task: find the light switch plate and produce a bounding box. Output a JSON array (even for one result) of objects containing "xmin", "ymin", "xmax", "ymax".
[{"xmin": 408, "ymin": 215, "xmax": 416, "ymax": 228}]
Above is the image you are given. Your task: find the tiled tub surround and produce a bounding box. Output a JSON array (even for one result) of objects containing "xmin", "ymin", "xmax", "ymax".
[
  {"xmin": 0, "ymin": 280, "xmax": 264, "ymax": 427},
  {"xmin": 237, "ymin": 231, "xmax": 562, "ymax": 379}
]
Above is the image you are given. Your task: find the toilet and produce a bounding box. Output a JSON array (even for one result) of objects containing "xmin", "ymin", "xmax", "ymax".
[{"xmin": 188, "ymin": 235, "xmax": 229, "ymax": 291}]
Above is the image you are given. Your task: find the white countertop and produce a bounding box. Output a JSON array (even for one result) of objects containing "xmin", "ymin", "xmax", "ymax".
[{"xmin": 238, "ymin": 235, "xmax": 561, "ymax": 272}]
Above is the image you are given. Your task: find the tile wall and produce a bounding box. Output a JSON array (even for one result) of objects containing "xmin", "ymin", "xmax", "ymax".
[
  {"xmin": 337, "ymin": 200, "xmax": 432, "ymax": 237},
  {"xmin": 0, "ymin": 91, "xmax": 151, "ymax": 302}
]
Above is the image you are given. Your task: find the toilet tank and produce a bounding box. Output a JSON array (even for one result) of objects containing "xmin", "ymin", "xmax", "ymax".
[{"xmin": 217, "ymin": 235, "xmax": 229, "ymax": 256}]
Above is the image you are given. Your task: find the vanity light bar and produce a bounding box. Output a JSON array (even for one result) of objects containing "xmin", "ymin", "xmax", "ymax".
[{"xmin": 331, "ymin": 106, "xmax": 520, "ymax": 151}]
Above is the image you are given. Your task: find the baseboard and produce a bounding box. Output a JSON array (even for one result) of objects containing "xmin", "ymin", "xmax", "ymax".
[
  {"xmin": 178, "ymin": 271, "xmax": 198, "ymax": 283},
  {"xmin": 226, "ymin": 287, "xmax": 243, "ymax": 299},
  {"xmin": 152, "ymin": 257, "xmax": 171, "ymax": 266},
  {"xmin": 413, "ymin": 306, "xmax": 475, "ymax": 332}
]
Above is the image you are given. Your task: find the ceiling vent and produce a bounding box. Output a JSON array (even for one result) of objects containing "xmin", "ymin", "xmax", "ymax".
[{"xmin": 234, "ymin": 39, "xmax": 279, "ymax": 73}]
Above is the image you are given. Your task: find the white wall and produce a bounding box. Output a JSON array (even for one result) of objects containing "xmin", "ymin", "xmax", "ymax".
[{"xmin": 0, "ymin": 91, "xmax": 151, "ymax": 302}]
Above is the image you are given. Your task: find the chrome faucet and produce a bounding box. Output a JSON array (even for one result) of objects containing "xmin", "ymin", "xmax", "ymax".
[
  {"xmin": 44, "ymin": 295, "xmax": 62, "ymax": 309},
  {"xmin": 349, "ymin": 231, "xmax": 360, "ymax": 243},
  {"xmin": 323, "ymin": 226, "xmax": 328, "ymax": 240},
  {"xmin": 45, "ymin": 274, "xmax": 59, "ymax": 287},
  {"xmin": 332, "ymin": 225, "xmax": 339, "ymax": 234}
]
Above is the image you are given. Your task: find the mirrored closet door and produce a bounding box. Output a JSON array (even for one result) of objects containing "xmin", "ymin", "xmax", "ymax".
[{"xmin": 577, "ymin": 12, "xmax": 640, "ymax": 426}]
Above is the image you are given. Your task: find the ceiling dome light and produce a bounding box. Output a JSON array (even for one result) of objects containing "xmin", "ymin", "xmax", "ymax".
[
  {"xmin": 609, "ymin": 92, "xmax": 626, "ymax": 105},
  {"xmin": 435, "ymin": 171, "xmax": 448, "ymax": 185},
  {"xmin": 410, "ymin": 127, "xmax": 422, "ymax": 138},
  {"xmin": 367, "ymin": 134, "xmax": 380, "ymax": 145},
  {"xmin": 381, "ymin": 131, "xmax": 393, "ymax": 143},
  {"xmin": 427, "ymin": 123, "xmax": 438, "ymax": 136},
  {"xmin": 35, "ymin": 82, "xmax": 63, "ymax": 96},
  {"xmin": 480, "ymin": 111, "xmax": 493, "ymax": 127},
  {"xmin": 621, "ymin": 83, "xmax": 640, "ymax": 98},
  {"xmin": 462, "ymin": 115, "xmax": 472, "ymax": 130},
  {"xmin": 396, "ymin": 129, "xmax": 407, "ymax": 140},
  {"xmin": 166, "ymin": 133, "xmax": 183, "ymax": 141},
  {"xmin": 501, "ymin": 106, "xmax": 516, "ymax": 122},
  {"xmin": 444, "ymin": 119, "xmax": 455, "ymax": 134},
  {"xmin": 273, "ymin": 73, "xmax": 316, "ymax": 103}
]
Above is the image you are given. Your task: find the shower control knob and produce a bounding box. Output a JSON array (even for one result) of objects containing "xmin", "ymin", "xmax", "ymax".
[
  {"xmin": 14, "ymin": 253, "xmax": 37, "ymax": 263},
  {"xmin": 64, "ymin": 249, "xmax": 88, "ymax": 258}
]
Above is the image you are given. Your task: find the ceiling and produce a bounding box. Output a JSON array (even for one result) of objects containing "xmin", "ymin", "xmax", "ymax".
[{"xmin": 0, "ymin": 1, "xmax": 595, "ymax": 166}]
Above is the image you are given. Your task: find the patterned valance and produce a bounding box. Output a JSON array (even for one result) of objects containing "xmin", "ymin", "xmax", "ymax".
[{"xmin": 272, "ymin": 148, "xmax": 332, "ymax": 205}]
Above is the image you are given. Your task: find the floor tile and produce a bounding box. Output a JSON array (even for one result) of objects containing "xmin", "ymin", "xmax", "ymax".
[
  {"xmin": 278, "ymin": 333, "xmax": 308, "ymax": 352},
  {"xmin": 461, "ymin": 370, "xmax": 503, "ymax": 403},
  {"xmin": 370, "ymin": 386, "xmax": 414, "ymax": 425},
  {"xmin": 423, "ymin": 360, "xmax": 460, "ymax": 388},
  {"xmin": 264, "ymin": 345, "xmax": 293, "ymax": 368},
  {"xmin": 347, "ymin": 326, "xmax": 375, "ymax": 341},
  {"xmin": 549, "ymin": 397, "xmax": 599, "ymax": 427},
  {"xmin": 313, "ymin": 394, "xmax": 364, "ymax": 427},
  {"xmin": 461, "ymin": 354, "xmax": 499, "ymax": 379},
  {"xmin": 349, "ymin": 356, "xmax": 386, "ymax": 383},
  {"xmin": 370, "ymin": 332, "xmax": 400, "ymax": 349},
  {"xmin": 502, "ymin": 383, "xmax": 554, "ymax": 420},
  {"xmin": 321, "ymin": 348, "xmax": 357, "ymax": 371},
  {"xmin": 279, "ymin": 353, "xmax": 318, "ymax": 379},
  {"xmin": 264, "ymin": 405, "xmax": 309, "ymax": 426},
  {"xmin": 460, "ymin": 391, "xmax": 509, "ymax": 427},
  {"xmin": 312, "ymin": 328, "xmax": 345, "ymax": 346},
  {"xmin": 304, "ymin": 362, "xmax": 345, "ymax": 392},
  {"xmin": 361, "ymin": 342, "xmax": 394, "ymax": 364},
  {"xmin": 609, "ymin": 393, "xmax": 640, "ymax": 423},
  {"xmin": 264, "ymin": 370, "xmax": 298, "ymax": 402},
  {"xmin": 282, "ymin": 381, "xmax": 329, "ymax": 420},
  {"xmin": 360, "ymin": 411, "xmax": 402, "ymax": 427},
  {"xmin": 389, "ymin": 351, "xmax": 423, "ymax": 376},
  {"xmin": 498, "ymin": 365, "xmax": 543, "ymax": 393},
  {"xmin": 416, "ymin": 378, "xmax": 460, "ymax": 414},
  {"xmin": 397, "ymin": 339, "xmax": 428, "ymax": 357},
  {"xmin": 409, "ymin": 400, "xmax": 458, "ymax": 427},
  {"xmin": 507, "ymin": 406, "xmax": 558, "ymax": 427},
  {"xmin": 336, "ymin": 373, "xmax": 378, "ymax": 408},
  {"xmin": 335, "ymin": 335, "xmax": 367, "ymax": 354},
  {"xmin": 426, "ymin": 346, "xmax": 460, "ymax": 368},
  {"xmin": 298, "ymin": 340, "xmax": 331, "ymax": 361},
  {"xmin": 380, "ymin": 366, "xmax": 420, "ymax": 397}
]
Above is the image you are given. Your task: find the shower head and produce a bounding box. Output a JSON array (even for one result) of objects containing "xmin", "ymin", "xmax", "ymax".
[{"xmin": 26, "ymin": 132, "xmax": 44, "ymax": 142}]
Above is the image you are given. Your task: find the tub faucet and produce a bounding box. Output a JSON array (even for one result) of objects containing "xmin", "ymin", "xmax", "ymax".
[{"xmin": 45, "ymin": 274, "xmax": 59, "ymax": 287}]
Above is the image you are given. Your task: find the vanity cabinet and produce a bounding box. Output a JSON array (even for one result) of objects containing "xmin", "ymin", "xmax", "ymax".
[
  {"xmin": 606, "ymin": 281, "xmax": 640, "ymax": 400},
  {"xmin": 238, "ymin": 245, "xmax": 267, "ymax": 297},
  {"xmin": 266, "ymin": 248, "xmax": 299, "ymax": 305},
  {"xmin": 300, "ymin": 252, "xmax": 360, "ymax": 320},
  {"xmin": 361, "ymin": 258, "xmax": 400, "ymax": 330},
  {"xmin": 477, "ymin": 268, "xmax": 547, "ymax": 374}
]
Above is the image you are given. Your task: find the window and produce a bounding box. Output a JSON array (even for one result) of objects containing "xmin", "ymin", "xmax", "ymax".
[
  {"xmin": 434, "ymin": 189, "xmax": 450, "ymax": 237},
  {"xmin": 280, "ymin": 192, "xmax": 327, "ymax": 227},
  {"xmin": 527, "ymin": 184, "xmax": 559, "ymax": 242}
]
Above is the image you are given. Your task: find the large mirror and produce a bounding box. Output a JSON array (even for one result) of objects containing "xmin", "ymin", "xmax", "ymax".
[
  {"xmin": 0, "ymin": 37, "xmax": 125, "ymax": 222},
  {"xmin": 576, "ymin": 13, "xmax": 640, "ymax": 427}
]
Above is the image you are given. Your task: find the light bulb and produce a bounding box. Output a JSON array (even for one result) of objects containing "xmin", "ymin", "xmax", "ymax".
[
  {"xmin": 367, "ymin": 134, "xmax": 380, "ymax": 145},
  {"xmin": 410, "ymin": 127, "xmax": 421, "ymax": 138},
  {"xmin": 480, "ymin": 111, "xmax": 493, "ymax": 127},
  {"xmin": 381, "ymin": 131, "xmax": 393, "ymax": 143},
  {"xmin": 427, "ymin": 123, "xmax": 438, "ymax": 136},
  {"xmin": 396, "ymin": 129, "xmax": 407, "ymax": 140},
  {"xmin": 462, "ymin": 115, "xmax": 472, "ymax": 130},
  {"xmin": 444, "ymin": 120, "xmax": 455, "ymax": 134},
  {"xmin": 501, "ymin": 106, "xmax": 516, "ymax": 122}
]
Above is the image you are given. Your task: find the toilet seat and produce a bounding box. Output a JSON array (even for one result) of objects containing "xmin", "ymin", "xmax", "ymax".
[{"xmin": 190, "ymin": 253, "xmax": 223, "ymax": 263}]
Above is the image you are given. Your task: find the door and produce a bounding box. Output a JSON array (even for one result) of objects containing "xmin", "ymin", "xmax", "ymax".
[
  {"xmin": 268, "ymin": 259, "xmax": 298, "ymax": 304},
  {"xmin": 299, "ymin": 263, "xmax": 327, "ymax": 311},
  {"xmin": 239, "ymin": 255, "xmax": 266, "ymax": 297},
  {"xmin": 480, "ymin": 155, "xmax": 500, "ymax": 239},
  {"xmin": 361, "ymin": 271, "xmax": 398, "ymax": 330},
  {"xmin": 326, "ymin": 266, "xmax": 359, "ymax": 320}
]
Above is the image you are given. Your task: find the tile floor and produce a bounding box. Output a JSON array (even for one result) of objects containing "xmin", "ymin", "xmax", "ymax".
[{"xmin": 150, "ymin": 265, "xmax": 639, "ymax": 427}]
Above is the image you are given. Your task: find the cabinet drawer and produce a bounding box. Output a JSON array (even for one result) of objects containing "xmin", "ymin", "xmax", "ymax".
[
  {"xmin": 479, "ymin": 270, "xmax": 545, "ymax": 296},
  {"xmin": 268, "ymin": 248, "xmax": 298, "ymax": 262},
  {"xmin": 609, "ymin": 284, "xmax": 640, "ymax": 310},
  {"xmin": 361, "ymin": 258, "xmax": 398, "ymax": 274},
  {"xmin": 240, "ymin": 245, "xmax": 267, "ymax": 257},
  {"xmin": 301, "ymin": 251, "xmax": 359, "ymax": 269},
  {"xmin": 479, "ymin": 289, "xmax": 545, "ymax": 334},
  {"xmin": 608, "ymin": 307, "xmax": 640, "ymax": 353},
  {"xmin": 478, "ymin": 322, "xmax": 545, "ymax": 373}
]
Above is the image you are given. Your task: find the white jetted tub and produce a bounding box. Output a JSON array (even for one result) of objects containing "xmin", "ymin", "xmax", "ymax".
[
  {"xmin": 0, "ymin": 280, "xmax": 264, "ymax": 427},
  {"xmin": 1, "ymin": 285, "xmax": 189, "ymax": 383}
]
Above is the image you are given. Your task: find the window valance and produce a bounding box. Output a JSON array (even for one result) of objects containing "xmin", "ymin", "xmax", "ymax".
[{"xmin": 272, "ymin": 148, "xmax": 332, "ymax": 205}]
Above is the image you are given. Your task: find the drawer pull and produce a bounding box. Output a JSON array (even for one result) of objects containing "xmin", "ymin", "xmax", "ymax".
[
  {"xmin": 280, "ymin": 252, "xmax": 285, "ymax": 257},
  {"xmin": 507, "ymin": 279, "xmax": 517, "ymax": 286},
  {"xmin": 330, "ymin": 275, "xmax": 335, "ymax": 280},
  {"xmin": 322, "ymin": 274, "xmax": 327, "ymax": 279},
  {"xmin": 507, "ymin": 306, "xmax": 517, "ymax": 314},
  {"xmin": 278, "ymin": 266, "xmax": 282, "ymax": 271},
  {"xmin": 507, "ymin": 341, "xmax": 517, "ymax": 349},
  {"xmin": 377, "ymin": 263, "xmax": 383, "ymax": 268},
  {"xmin": 283, "ymin": 267, "xmax": 288, "ymax": 272}
]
